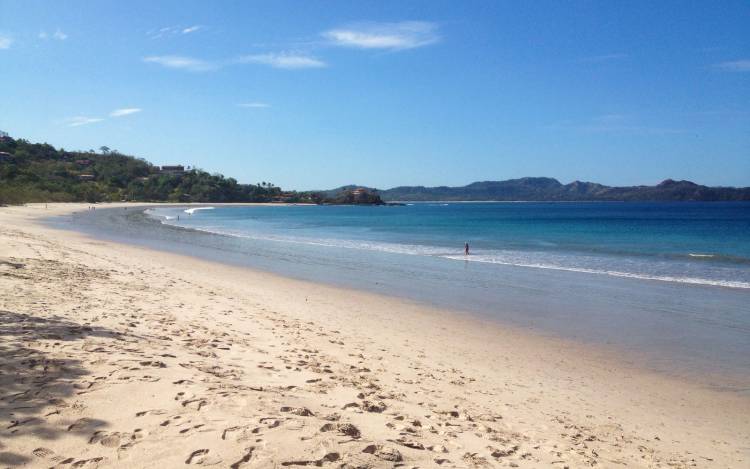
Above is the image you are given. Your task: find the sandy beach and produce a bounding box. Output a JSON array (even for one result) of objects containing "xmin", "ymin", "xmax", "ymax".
[{"xmin": 0, "ymin": 203, "xmax": 747, "ymax": 468}]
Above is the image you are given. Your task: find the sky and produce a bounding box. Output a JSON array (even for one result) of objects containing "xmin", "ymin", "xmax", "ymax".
[{"xmin": 1, "ymin": 1, "xmax": 749, "ymax": 190}]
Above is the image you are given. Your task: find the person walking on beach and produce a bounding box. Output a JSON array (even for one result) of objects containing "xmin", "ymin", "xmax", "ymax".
[{"xmin": 464, "ymin": 242, "xmax": 470, "ymax": 256}]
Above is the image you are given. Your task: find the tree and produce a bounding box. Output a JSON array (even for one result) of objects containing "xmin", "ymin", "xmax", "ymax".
[{"xmin": 99, "ymin": 146, "xmax": 110, "ymax": 154}]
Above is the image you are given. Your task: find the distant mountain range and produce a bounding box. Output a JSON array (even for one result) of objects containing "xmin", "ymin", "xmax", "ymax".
[{"xmin": 322, "ymin": 178, "xmax": 750, "ymax": 202}]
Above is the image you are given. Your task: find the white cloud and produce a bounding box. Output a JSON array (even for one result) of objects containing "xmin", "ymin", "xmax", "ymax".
[
  {"xmin": 39, "ymin": 29, "xmax": 68, "ymax": 41},
  {"xmin": 323, "ymin": 21, "xmax": 439, "ymax": 50},
  {"xmin": 714, "ymin": 59, "xmax": 750, "ymax": 72},
  {"xmin": 62, "ymin": 108, "xmax": 141, "ymax": 127},
  {"xmin": 145, "ymin": 52, "xmax": 323, "ymax": 72},
  {"xmin": 237, "ymin": 102, "xmax": 270, "ymax": 108},
  {"xmin": 148, "ymin": 25, "xmax": 204, "ymax": 38},
  {"xmin": 0, "ymin": 34, "xmax": 12, "ymax": 49},
  {"xmin": 65, "ymin": 116, "xmax": 104, "ymax": 127},
  {"xmin": 144, "ymin": 55, "xmax": 216, "ymax": 71},
  {"xmin": 148, "ymin": 26, "xmax": 174, "ymax": 39},
  {"xmin": 110, "ymin": 108, "xmax": 142, "ymax": 117},
  {"xmin": 237, "ymin": 53, "xmax": 325, "ymax": 69}
]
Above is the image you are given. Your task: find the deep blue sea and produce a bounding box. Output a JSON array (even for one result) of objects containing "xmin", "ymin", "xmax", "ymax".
[{"xmin": 55, "ymin": 202, "xmax": 750, "ymax": 388}]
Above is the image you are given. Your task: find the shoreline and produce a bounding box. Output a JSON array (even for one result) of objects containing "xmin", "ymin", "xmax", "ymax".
[
  {"xmin": 22, "ymin": 202, "xmax": 750, "ymax": 391},
  {"xmin": 43, "ymin": 204, "xmax": 747, "ymax": 389},
  {"xmin": 60, "ymin": 203, "xmax": 750, "ymax": 387},
  {"xmin": 146, "ymin": 206, "xmax": 750, "ymax": 291},
  {"xmin": 1, "ymin": 203, "xmax": 748, "ymax": 468}
]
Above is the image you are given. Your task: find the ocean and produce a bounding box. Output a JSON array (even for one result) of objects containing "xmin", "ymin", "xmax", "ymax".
[
  {"xmin": 54, "ymin": 202, "xmax": 750, "ymax": 389},
  {"xmin": 155, "ymin": 202, "xmax": 750, "ymax": 289}
]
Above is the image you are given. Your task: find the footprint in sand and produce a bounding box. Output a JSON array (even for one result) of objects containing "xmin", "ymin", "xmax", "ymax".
[
  {"xmin": 362, "ymin": 445, "xmax": 402, "ymax": 462},
  {"xmin": 185, "ymin": 449, "xmax": 209, "ymax": 464},
  {"xmin": 67, "ymin": 418, "xmax": 99, "ymax": 433},
  {"xmin": 280, "ymin": 406, "xmax": 314, "ymax": 416},
  {"xmin": 281, "ymin": 452, "xmax": 340, "ymax": 467},
  {"xmin": 185, "ymin": 449, "xmax": 222, "ymax": 465},
  {"xmin": 32, "ymin": 447, "xmax": 56, "ymax": 459},
  {"xmin": 89, "ymin": 431, "xmax": 121, "ymax": 447},
  {"xmin": 319, "ymin": 422, "xmax": 361, "ymax": 439},
  {"xmin": 135, "ymin": 409, "xmax": 167, "ymax": 417},
  {"xmin": 179, "ymin": 423, "xmax": 205, "ymax": 434},
  {"xmin": 182, "ymin": 398, "xmax": 208, "ymax": 410},
  {"xmin": 228, "ymin": 447, "xmax": 255, "ymax": 469},
  {"xmin": 221, "ymin": 425, "xmax": 257, "ymax": 442},
  {"xmin": 54, "ymin": 457, "xmax": 106, "ymax": 468}
]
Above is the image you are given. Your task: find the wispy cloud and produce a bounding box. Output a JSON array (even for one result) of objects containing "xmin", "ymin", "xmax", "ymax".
[
  {"xmin": 236, "ymin": 53, "xmax": 326, "ymax": 69},
  {"xmin": 237, "ymin": 102, "xmax": 271, "ymax": 108},
  {"xmin": 39, "ymin": 29, "xmax": 68, "ymax": 41},
  {"xmin": 63, "ymin": 107, "xmax": 142, "ymax": 127},
  {"xmin": 182, "ymin": 25, "xmax": 202, "ymax": 34},
  {"xmin": 110, "ymin": 108, "xmax": 142, "ymax": 117},
  {"xmin": 323, "ymin": 21, "xmax": 439, "ymax": 51},
  {"xmin": 144, "ymin": 55, "xmax": 217, "ymax": 71},
  {"xmin": 144, "ymin": 52, "xmax": 323, "ymax": 72},
  {"xmin": 714, "ymin": 59, "xmax": 750, "ymax": 72},
  {"xmin": 65, "ymin": 116, "xmax": 104, "ymax": 127},
  {"xmin": 0, "ymin": 34, "xmax": 12, "ymax": 49},
  {"xmin": 148, "ymin": 26, "xmax": 174, "ymax": 39},
  {"xmin": 148, "ymin": 25, "xmax": 204, "ymax": 39},
  {"xmin": 578, "ymin": 53, "xmax": 629, "ymax": 63}
]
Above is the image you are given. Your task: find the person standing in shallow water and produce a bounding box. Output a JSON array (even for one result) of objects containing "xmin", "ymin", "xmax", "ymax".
[{"xmin": 464, "ymin": 242, "xmax": 470, "ymax": 255}]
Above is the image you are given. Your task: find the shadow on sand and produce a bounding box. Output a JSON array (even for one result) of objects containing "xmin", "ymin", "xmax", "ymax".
[{"xmin": 0, "ymin": 309, "xmax": 120, "ymax": 466}]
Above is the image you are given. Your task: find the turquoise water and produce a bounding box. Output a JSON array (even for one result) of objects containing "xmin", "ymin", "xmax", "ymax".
[{"xmin": 151, "ymin": 202, "xmax": 750, "ymax": 289}]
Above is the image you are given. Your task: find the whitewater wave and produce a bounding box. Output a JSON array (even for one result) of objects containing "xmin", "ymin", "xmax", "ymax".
[
  {"xmin": 184, "ymin": 207, "xmax": 215, "ymax": 215},
  {"xmin": 176, "ymin": 225, "xmax": 456, "ymax": 257},
  {"xmin": 443, "ymin": 255, "xmax": 750, "ymax": 289}
]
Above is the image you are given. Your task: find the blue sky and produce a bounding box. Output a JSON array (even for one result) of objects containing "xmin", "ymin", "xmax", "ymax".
[{"xmin": 1, "ymin": 1, "xmax": 748, "ymax": 189}]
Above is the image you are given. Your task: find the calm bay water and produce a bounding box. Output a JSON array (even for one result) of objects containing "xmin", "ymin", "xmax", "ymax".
[
  {"xmin": 54, "ymin": 202, "xmax": 750, "ymax": 389},
  {"xmin": 153, "ymin": 202, "xmax": 750, "ymax": 289}
]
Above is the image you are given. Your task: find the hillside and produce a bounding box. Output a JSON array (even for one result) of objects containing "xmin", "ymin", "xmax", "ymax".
[
  {"xmin": 369, "ymin": 177, "xmax": 750, "ymax": 202},
  {"xmin": 0, "ymin": 137, "xmax": 307, "ymax": 205}
]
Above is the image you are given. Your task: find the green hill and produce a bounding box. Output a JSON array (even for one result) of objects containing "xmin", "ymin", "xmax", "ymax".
[{"xmin": 0, "ymin": 137, "xmax": 305, "ymax": 205}]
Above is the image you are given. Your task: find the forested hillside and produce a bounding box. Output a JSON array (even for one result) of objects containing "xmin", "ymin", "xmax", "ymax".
[{"xmin": 0, "ymin": 137, "xmax": 298, "ymax": 204}]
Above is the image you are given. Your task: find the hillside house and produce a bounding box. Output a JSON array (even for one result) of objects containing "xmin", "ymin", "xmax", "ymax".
[{"xmin": 160, "ymin": 165, "xmax": 186, "ymax": 175}]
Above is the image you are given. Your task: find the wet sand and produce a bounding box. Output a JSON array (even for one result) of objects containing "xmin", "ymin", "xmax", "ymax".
[{"xmin": 1, "ymin": 203, "xmax": 748, "ymax": 468}]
